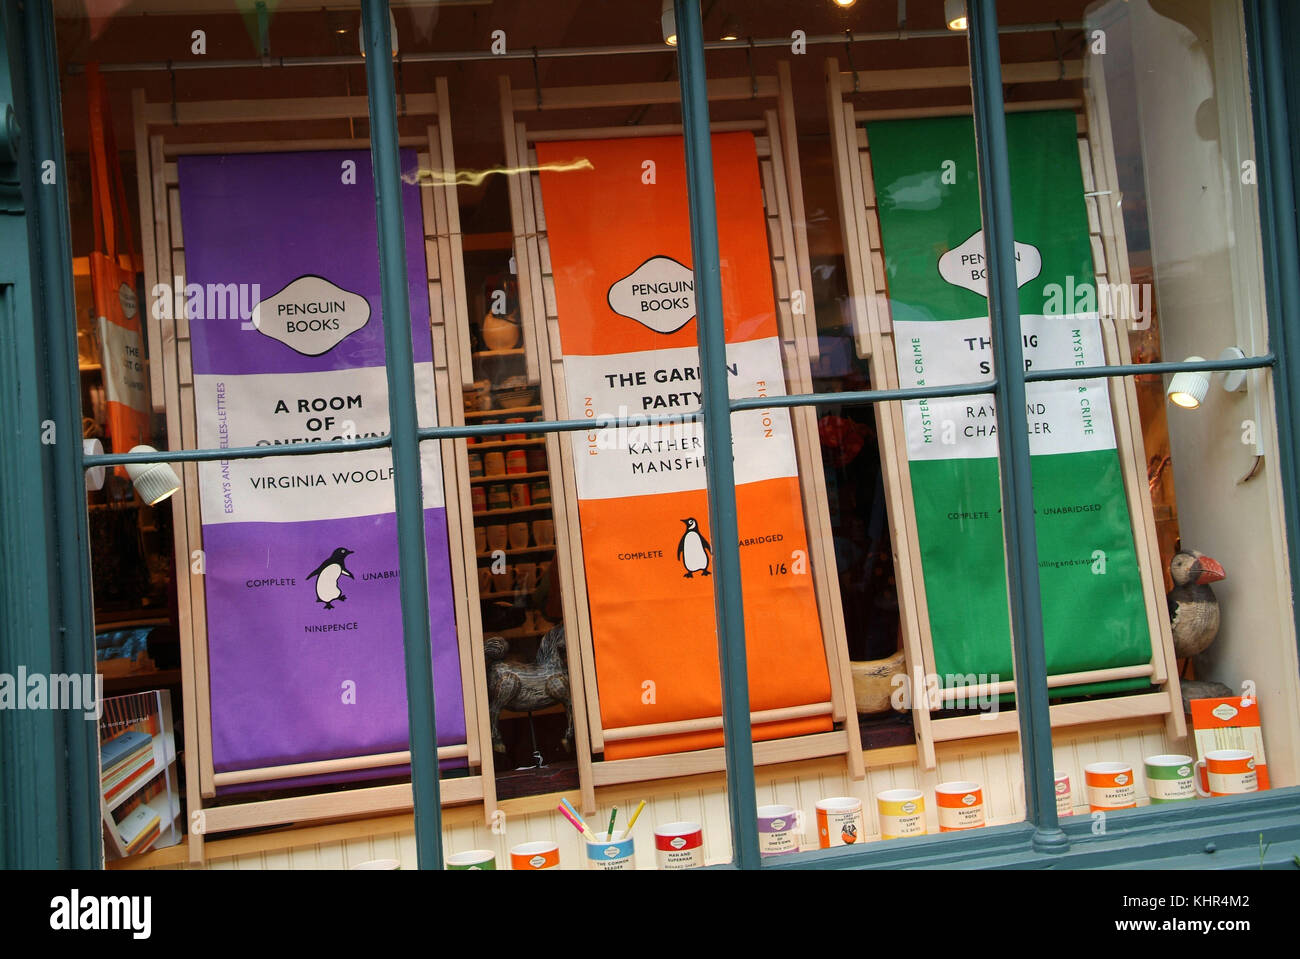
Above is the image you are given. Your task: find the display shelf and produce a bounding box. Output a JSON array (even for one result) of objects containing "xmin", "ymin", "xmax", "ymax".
[
  {"xmin": 472, "ymin": 348, "xmax": 526, "ymax": 359},
  {"xmin": 469, "ymin": 437, "xmax": 546, "ymax": 452},
  {"xmin": 469, "ymin": 470, "xmax": 548, "ymax": 484},
  {"xmin": 476, "ymin": 546, "xmax": 556, "ymax": 559},
  {"xmin": 472, "ymin": 504, "xmax": 554, "ymax": 518},
  {"xmin": 463, "ymin": 404, "xmax": 542, "ymax": 420}
]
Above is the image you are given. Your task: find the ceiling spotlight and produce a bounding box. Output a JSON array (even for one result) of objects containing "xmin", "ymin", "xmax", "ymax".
[
  {"xmin": 662, "ymin": 0, "xmax": 677, "ymax": 46},
  {"xmin": 359, "ymin": 9, "xmax": 399, "ymax": 58},
  {"xmin": 833, "ymin": 0, "xmax": 858, "ymax": 8},
  {"xmin": 125, "ymin": 445, "xmax": 182, "ymax": 506},
  {"xmin": 945, "ymin": 0, "xmax": 968, "ymax": 31},
  {"xmin": 721, "ymin": 14, "xmax": 742, "ymax": 41},
  {"xmin": 1167, "ymin": 357, "xmax": 1210, "ymax": 410}
]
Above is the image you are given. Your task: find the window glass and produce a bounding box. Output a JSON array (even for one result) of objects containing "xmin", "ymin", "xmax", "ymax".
[{"xmin": 998, "ymin": 0, "xmax": 1299, "ymax": 816}]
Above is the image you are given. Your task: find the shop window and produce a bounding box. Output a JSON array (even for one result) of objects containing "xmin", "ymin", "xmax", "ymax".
[{"xmin": 32, "ymin": 0, "xmax": 1299, "ymax": 869}]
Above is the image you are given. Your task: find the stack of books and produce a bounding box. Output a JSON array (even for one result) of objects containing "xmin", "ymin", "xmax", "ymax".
[{"xmin": 101, "ymin": 730, "xmax": 154, "ymax": 804}]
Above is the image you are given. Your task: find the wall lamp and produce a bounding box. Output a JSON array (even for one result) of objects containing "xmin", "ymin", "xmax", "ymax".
[
  {"xmin": 1166, "ymin": 347, "xmax": 1249, "ymax": 410},
  {"xmin": 124, "ymin": 445, "xmax": 182, "ymax": 506}
]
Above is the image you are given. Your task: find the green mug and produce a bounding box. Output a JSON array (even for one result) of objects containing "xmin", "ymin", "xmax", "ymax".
[
  {"xmin": 446, "ymin": 849, "xmax": 497, "ymax": 870},
  {"xmin": 1144, "ymin": 754, "xmax": 1196, "ymax": 803}
]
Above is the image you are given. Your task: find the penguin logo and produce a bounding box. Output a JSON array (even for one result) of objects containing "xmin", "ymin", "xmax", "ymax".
[
  {"xmin": 307, "ymin": 547, "xmax": 354, "ymax": 610},
  {"xmin": 677, "ymin": 518, "xmax": 711, "ymax": 578}
]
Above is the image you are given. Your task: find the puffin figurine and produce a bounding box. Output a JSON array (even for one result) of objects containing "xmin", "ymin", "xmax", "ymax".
[{"xmin": 1168, "ymin": 547, "xmax": 1225, "ymax": 658}]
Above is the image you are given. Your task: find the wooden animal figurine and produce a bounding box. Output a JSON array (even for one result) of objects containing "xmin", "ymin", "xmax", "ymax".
[
  {"xmin": 1168, "ymin": 547, "xmax": 1225, "ymax": 658},
  {"xmin": 484, "ymin": 626, "xmax": 573, "ymax": 754}
]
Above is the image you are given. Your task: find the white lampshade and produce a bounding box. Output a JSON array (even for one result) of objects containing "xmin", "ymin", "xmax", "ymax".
[
  {"xmin": 125, "ymin": 445, "xmax": 181, "ymax": 506},
  {"xmin": 1167, "ymin": 357, "xmax": 1210, "ymax": 410},
  {"xmin": 945, "ymin": 0, "xmax": 968, "ymax": 31},
  {"xmin": 84, "ymin": 438, "xmax": 106, "ymax": 492},
  {"xmin": 661, "ymin": 0, "xmax": 677, "ymax": 46}
]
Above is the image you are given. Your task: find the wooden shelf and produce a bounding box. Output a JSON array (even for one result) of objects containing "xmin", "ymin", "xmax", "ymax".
[
  {"xmin": 463, "ymin": 405, "xmax": 542, "ymax": 420},
  {"xmin": 468, "ymin": 437, "xmax": 546, "ymax": 452},
  {"xmin": 469, "ymin": 470, "xmax": 548, "ymax": 484},
  {"xmin": 472, "ymin": 504, "xmax": 554, "ymax": 518},
  {"xmin": 476, "ymin": 546, "xmax": 555, "ymax": 560},
  {"xmin": 472, "ymin": 349, "xmax": 526, "ymax": 359}
]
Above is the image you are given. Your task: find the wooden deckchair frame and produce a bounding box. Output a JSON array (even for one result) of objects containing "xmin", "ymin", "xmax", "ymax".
[
  {"xmin": 498, "ymin": 63, "xmax": 865, "ymax": 812},
  {"xmin": 824, "ymin": 58, "xmax": 1184, "ymax": 769},
  {"xmin": 132, "ymin": 81, "xmax": 496, "ymax": 863}
]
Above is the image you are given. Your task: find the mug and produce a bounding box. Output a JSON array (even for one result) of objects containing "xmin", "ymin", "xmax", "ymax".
[
  {"xmin": 351, "ymin": 859, "xmax": 400, "ymax": 870},
  {"xmin": 585, "ymin": 832, "xmax": 635, "ymax": 871},
  {"xmin": 509, "ymin": 522, "xmax": 531, "ymax": 549},
  {"xmin": 474, "ymin": 526, "xmax": 487, "ymax": 553},
  {"xmin": 876, "ymin": 788, "xmax": 926, "ymax": 839},
  {"xmin": 515, "ymin": 563, "xmax": 538, "ymax": 592},
  {"xmin": 816, "ymin": 796, "xmax": 864, "ymax": 848},
  {"xmin": 477, "ymin": 567, "xmax": 493, "ymax": 592},
  {"xmin": 467, "ymin": 453, "xmax": 484, "ymax": 478},
  {"xmin": 653, "ymin": 821, "xmax": 704, "ymax": 869},
  {"xmin": 1054, "ymin": 771, "xmax": 1073, "ymax": 817},
  {"xmin": 487, "ymin": 484, "xmax": 511, "ymax": 511},
  {"xmin": 533, "ymin": 519, "xmax": 555, "ymax": 546},
  {"xmin": 756, "ymin": 804, "xmax": 799, "ymax": 856},
  {"xmin": 492, "ymin": 566, "xmax": 516, "ymax": 591},
  {"xmin": 1195, "ymin": 749, "xmax": 1257, "ymax": 797},
  {"xmin": 526, "ymin": 448, "xmax": 548, "ymax": 472},
  {"xmin": 935, "ymin": 780, "xmax": 985, "ymax": 831},
  {"xmin": 486, "ymin": 525, "xmax": 508, "ymax": 551},
  {"xmin": 484, "ymin": 451, "xmax": 507, "ymax": 477},
  {"xmin": 510, "ymin": 483, "xmax": 531, "ymax": 509},
  {"xmin": 470, "ymin": 486, "xmax": 486, "ymax": 515},
  {"xmin": 1144, "ymin": 754, "xmax": 1197, "ymax": 803},
  {"xmin": 510, "ymin": 840, "xmax": 560, "ymax": 870},
  {"xmin": 1085, "ymin": 762, "xmax": 1137, "ymax": 811},
  {"xmin": 446, "ymin": 849, "xmax": 496, "ymax": 870}
]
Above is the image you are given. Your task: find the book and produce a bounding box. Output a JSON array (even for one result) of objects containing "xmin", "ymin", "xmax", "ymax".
[{"xmin": 1189, "ymin": 695, "xmax": 1271, "ymax": 791}]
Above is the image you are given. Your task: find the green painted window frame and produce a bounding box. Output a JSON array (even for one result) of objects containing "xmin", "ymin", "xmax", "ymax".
[{"xmin": 2, "ymin": 0, "xmax": 1298, "ymax": 869}]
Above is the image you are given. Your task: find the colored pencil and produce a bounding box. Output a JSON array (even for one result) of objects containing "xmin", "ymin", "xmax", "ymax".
[
  {"xmin": 607, "ymin": 806, "xmax": 618, "ymax": 842},
  {"xmin": 560, "ymin": 797, "xmax": 597, "ymax": 840},
  {"xmin": 624, "ymin": 799, "xmax": 647, "ymax": 834},
  {"xmin": 556, "ymin": 803, "xmax": 587, "ymax": 838}
]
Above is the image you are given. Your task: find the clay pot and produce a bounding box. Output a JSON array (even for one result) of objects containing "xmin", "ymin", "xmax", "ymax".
[{"xmin": 481, "ymin": 313, "xmax": 521, "ymax": 350}]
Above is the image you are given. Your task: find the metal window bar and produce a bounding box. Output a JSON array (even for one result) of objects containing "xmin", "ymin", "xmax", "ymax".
[
  {"xmin": 967, "ymin": 0, "xmax": 1063, "ymax": 853},
  {"xmin": 357, "ymin": 0, "xmax": 442, "ymax": 870}
]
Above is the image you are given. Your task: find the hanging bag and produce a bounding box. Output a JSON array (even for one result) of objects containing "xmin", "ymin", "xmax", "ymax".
[{"xmin": 86, "ymin": 64, "xmax": 151, "ymax": 460}]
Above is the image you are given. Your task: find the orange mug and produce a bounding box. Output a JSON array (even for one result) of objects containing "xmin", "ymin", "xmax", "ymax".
[
  {"xmin": 1085, "ymin": 762, "xmax": 1137, "ymax": 811},
  {"xmin": 1195, "ymin": 749, "xmax": 1257, "ymax": 796},
  {"xmin": 510, "ymin": 840, "xmax": 560, "ymax": 870},
  {"xmin": 935, "ymin": 780, "xmax": 985, "ymax": 831}
]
